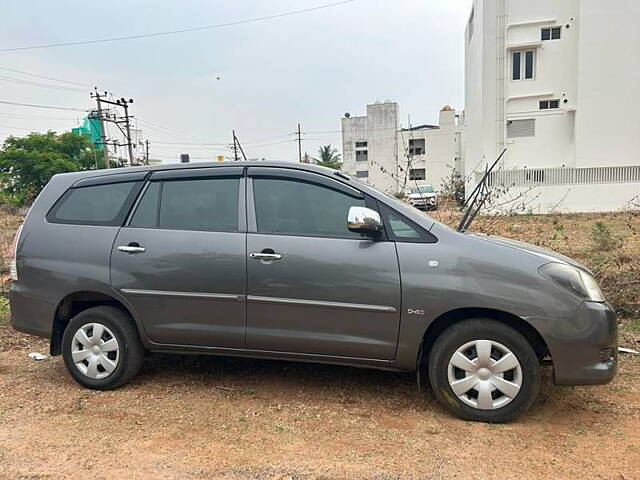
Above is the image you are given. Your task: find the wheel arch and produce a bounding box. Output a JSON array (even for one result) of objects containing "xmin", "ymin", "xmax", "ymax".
[
  {"xmin": 50, "ymin": 291, "xmax": 139, "ymax": 356},
  {"xmin": 418, "ymin": 307, "xmax": 550, "ymax": 370}
]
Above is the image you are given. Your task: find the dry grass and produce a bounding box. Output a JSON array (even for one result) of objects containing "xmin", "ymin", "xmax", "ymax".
[
  {"xmin": 0, "ymin": 323, "xmax": 638, "ymax": 479},
  {"xmin": 431, "ymin": 208, "xmax": 640, "ymax": 321},
  {"xmin": 0, "ymin": 206, "xmax": 639, "ymax": 478},
  {"xmin": 0, "ymin": 207, "xmax": 22, "ymax": 297}
]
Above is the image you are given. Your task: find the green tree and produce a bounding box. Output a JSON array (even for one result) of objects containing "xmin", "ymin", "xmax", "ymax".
[
  {"xmin": 315, "ymin": 144, "xmax": 342, "ymax": 170},
  {"xmin": 0, "ymin": 131, "xmax": 102, "ymax": 205}
]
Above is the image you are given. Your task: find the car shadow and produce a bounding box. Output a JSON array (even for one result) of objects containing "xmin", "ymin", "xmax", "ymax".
[{"xmin": 136, "ymin": 352, "xmax": 425, "ymax": 406}]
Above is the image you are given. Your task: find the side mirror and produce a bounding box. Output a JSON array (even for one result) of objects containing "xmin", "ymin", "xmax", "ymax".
[{"xmin": 348, "ymin": 206, "xmax": 383, "ymax": 236}]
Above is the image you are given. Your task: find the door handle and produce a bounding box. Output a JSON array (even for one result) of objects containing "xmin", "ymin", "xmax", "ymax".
[
  {"xmin": 118, "ymin": 244, "xmax": 146, "ymax": 254},
  {"xmin": 249, "ymin": 252, "xmax": 283, "ymax": 261}
]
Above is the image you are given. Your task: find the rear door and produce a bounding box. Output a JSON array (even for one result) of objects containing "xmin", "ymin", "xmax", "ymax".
[
  {"xmin": 245, "ymin": 167, "xmax": 401, "ymax": 360},
  {"xmin": 111, "ymin": 167, "xmax": 246, "ymax": 348}
]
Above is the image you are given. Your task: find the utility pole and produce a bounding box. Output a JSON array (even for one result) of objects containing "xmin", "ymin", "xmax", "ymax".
[
  {"xmin": 91, "ymin": 88, "xmax": 110, "ymax": 169},
  {"xmin": 93, "ymin": 94, "xmax": 136, "ymax": 167},
  {"xmin": 232, "ymin": 130, "xmax": 239, "ymax": 161},
  {"xmin": 145, "ymin": 140, "xmax": 150, "ymax": 164},
  {"xmin": 121, "ymin": 100, "xmax": 135, "ymax": 166},
  {"xmin": 296, "ymin": 123, "xmax": 302, "ymax": 162},
  {"xmin": 234, "ymin": 131, "xmax": 248, "ymax": 161}
]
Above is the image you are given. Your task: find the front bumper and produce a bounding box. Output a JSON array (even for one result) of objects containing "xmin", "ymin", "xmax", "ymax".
[
  {"xmin": 528, "ymin": 301, "xmax": 617, "ymax": 385},
  {"xmin": 409, "ymin": 198, "xmax": 437, "ymax": 209}
]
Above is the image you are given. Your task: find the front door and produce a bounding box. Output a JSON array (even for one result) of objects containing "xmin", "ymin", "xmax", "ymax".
[
  {"xmin": 111, "ymin": 167, "xmax": 246, "ymax": 348},
  {"xmin": 245, "ymin": 168, "xmax": 401, "ymax": 360}
]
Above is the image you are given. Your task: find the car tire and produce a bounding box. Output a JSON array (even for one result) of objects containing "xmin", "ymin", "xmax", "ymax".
[
  {"xmin": 62, "ymin": 306, "xmax": 144, "ymax": 390},
  {"xmin": 428, "ymin": 318, "xmax": 540, "ymax": 422}
]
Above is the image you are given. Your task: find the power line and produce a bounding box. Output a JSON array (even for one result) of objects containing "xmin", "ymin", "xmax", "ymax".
[
  {"xmin": 0, "ymin": 1, "xmax": 357, "ymax": 53},
  {"xmin": 0, "ymin": 65, "xmax": 93, "ymax": 87},
  {"xmin": 0, "ymin": 100, "xmax": 89, "ymax": 112},
  {"xmin": 0, "ymin": 112, "xmax": 78, "ymax": 121},
  {"xmin": 0, "ymin": 74, "xmax": 87, "ymax": 93}
]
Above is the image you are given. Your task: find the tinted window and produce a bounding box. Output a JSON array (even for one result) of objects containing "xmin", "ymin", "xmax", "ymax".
[
  {"xmin": 253, "ymin": 178, "xmax": 366, "ymax": 238},
  {"xmin": 158, "ymin": 178, "xmax": 239, "ymax": 231},
  {"xmin": 50, "ymin": 182, "xmax": 136, "ymax": 225},
  {"xmin": 512, "ymin": 51, "xmax": 521, "ymax": 80},
  {"xmin": 129, "ymin": 182, "xmax": 160, "ymax": 228},
  {"xmin": 387, "ymin": 211, "xmax": 423, "ymax": 240},
  {"xmin": 525, "ymin": 51, "xmax": 534, "ymax": 79}
]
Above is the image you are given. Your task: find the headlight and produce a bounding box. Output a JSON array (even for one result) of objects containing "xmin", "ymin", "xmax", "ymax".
[{"xmin": 538, "ymin": 263, "xmax": 605, "ymax": 302}]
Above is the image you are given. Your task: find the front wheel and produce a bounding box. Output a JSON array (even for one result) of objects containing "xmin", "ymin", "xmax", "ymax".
[
  {"xmin": 428, "ymin": 319, "xmax": 540, "ymax": 422},
  {"xmin": 62, "ymin": 306, "xmax": 144, "ymax": 390}
]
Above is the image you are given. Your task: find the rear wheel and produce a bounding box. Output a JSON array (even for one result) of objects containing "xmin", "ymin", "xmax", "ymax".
[
  {"xmin": 428, "ymin": 319, "xmax": 540, "ymax": 422},
  {"xmin": 62, "ymin": 306, "xmax": 144, "ymax": 390}
]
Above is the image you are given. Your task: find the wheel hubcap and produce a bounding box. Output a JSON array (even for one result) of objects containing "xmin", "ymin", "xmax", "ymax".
[
  {"xmin": 447, "ymin": 339, "xmax": 522, "ymax": 410},
  {"xmin": 71, "ymin": 322, "xmax": 120, "ymax": 380}
]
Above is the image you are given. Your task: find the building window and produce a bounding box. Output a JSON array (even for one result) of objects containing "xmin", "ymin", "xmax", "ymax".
[
  {"xmin": 408, "ymin": 138, "xmax": 425, "ymax": 156},
  {"xmin": 507, "ymin": 119, "xmax": 535, "ymax": 138},
  {"xmin": 355, "ymin": 141, "xmax": 368, "ymax": 148},
  {"xmin": 540, "ymin": 99, "xmax": 560, "ymax": 110},
  {"xmin": 409, "ymin": 168, "xmax": 426, "ymax": 181},
  {"xmin": 468, "ymin": 7, "xmax": 474, "ymax": 43},
  {"xmin": 355, "ymin": 170, "xmax": 369, "ymax": 178},
  {"xmin": 541, "ymin": 27, "xmax": 561, "ymax": 41},
  {"xmin": 355, "ymin": 150, "xmax": 368, "ymax": 162},
  {"xmin": 512, "ymin": 50, "xmax": 535, "ymax": 80}
]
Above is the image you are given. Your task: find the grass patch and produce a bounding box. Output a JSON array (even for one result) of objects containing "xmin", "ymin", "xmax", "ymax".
[
  {"xmin": 628, "ymin": 318, "xmax": 640, "ymax": 334},
  {"xmin": 0, "ymin": 295, "xmax": 9, "ymax": 326}
]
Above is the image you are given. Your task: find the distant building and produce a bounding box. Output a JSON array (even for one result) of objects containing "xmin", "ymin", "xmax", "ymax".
[
  {"xmin": 341, "ymin": 102, "xmax": 463, "ymax": 194},
  {"xmin": 465, "ymin": 0, "xmax": 640, "ymax": 212}
]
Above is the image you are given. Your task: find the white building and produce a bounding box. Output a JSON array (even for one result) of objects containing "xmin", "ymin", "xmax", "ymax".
[
  {"xmin": 465, "ymin": 0, "xmax": 640, "ymax": 213},
  {"xmin": 341, "ymin": 102, "xmax": 463, "ymax": 194}
]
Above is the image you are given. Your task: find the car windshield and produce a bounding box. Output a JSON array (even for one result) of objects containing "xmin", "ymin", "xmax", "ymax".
[{"xmin": 410, "ymin": 185, "xmax": 434, "ymax": 194}]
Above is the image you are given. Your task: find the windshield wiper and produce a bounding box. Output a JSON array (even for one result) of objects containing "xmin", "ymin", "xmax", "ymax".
[{"xmin": 457, "ymin": 148, "xmax": 507, "ymax": 233}]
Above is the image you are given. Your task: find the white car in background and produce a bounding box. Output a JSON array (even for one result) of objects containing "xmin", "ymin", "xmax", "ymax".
[{"xmin": 407, "ymin": 184, "xmax": 438, "ymax": 211}]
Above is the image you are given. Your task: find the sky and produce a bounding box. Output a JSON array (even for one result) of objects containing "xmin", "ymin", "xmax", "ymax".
[{"xmin": 0, "ymin": 0, "xmax": 473, "ymax": 163}]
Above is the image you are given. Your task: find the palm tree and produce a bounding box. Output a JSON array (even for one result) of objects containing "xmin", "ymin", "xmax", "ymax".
[{"xmin": 315, "ymin": 145, "xmax": 342, "ymax": 170}]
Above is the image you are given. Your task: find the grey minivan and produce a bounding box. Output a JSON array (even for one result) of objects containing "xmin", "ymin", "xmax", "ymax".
[{"xmin": 9, "ymin": 162, "xmax": 617, "ymax": 422}]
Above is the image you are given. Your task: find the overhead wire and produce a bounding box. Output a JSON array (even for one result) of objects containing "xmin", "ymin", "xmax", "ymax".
[
  {"xmin": 0, "ymin": 74, "xmax": 87, "ymax": 93},
  {"xmin": 0, "ymin": 99, "xmax": 89, "ymax": 112},
  {"xmin": 0, "ymin": 1, "xmax": 357, "ymax": 53},
  {"xmin": 0, "ymin": 65, "xmax": 93, "ymax": 87}
]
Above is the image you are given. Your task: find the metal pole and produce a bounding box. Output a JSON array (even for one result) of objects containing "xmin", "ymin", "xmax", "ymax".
[
  {"xmin": 232, "ymin": 130, "xmax": 239, "ymax": 161},
  {"xmin": 297, "ymin": 123, "xmax": 302, "ymax": 162},
  {"xmin": 93, "ymin": 88, "xmax": 110, "ymax": 169},
  {"xmin": 122, "ymin": 102, "xmax": 135, "ymax": 166}
]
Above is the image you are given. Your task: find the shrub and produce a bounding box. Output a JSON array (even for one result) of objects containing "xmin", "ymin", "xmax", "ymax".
[{"xmin": 591, "ymin": 221, "xmax": 621, "ymax": 251}]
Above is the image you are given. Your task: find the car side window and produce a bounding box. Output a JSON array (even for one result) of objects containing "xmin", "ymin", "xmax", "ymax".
[
  {"xmin": 128, "ymin": 178, "xmax": 239, "ymax": 231},
  {"xmin": 380, "ymin": 204, "xmax": 436, "ymax": 243},
  {"xmin": 253, "ymin": 178, "xmax": 366, "ymax": 238},
  {"xmin": 48, "ymin": 181, "xmax": 138, "ymax": 226},
  {"xmin": 129, "ymin": 182, "xmax": 160, "ymax": 228},
  {"xmin": 387, "ymin": 212, "xmax": 423, "ymax": 239}
]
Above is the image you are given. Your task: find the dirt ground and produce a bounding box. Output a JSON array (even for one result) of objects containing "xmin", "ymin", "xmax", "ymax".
[
  {"xmin": 1, "ymin": 324, "xmax": 639, "ymax": 480},
  {"xmin": 1, "ymin": 209, "xmax": 640, "ymax": 479}
]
